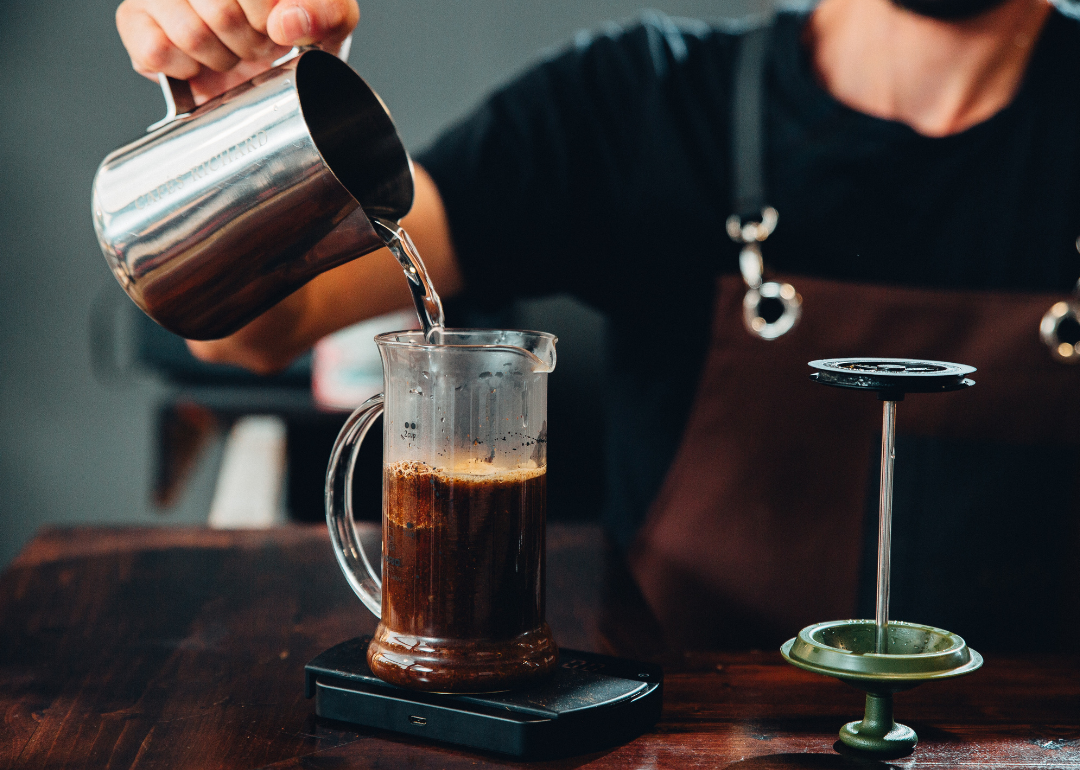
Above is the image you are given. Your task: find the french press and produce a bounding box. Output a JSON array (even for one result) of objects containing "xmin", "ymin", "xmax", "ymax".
[{"xmin": 782, "ymin": 358, "xmax": 983, "ymax": 757}]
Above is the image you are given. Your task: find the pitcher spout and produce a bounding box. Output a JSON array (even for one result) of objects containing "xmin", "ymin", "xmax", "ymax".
[
  {"xmin": 515, "ymin": 332, "xmax": 557, "ymax": 373},
  {"xmin": 374, "ymin": 330, "xmax": 557, "ymax": 374}
]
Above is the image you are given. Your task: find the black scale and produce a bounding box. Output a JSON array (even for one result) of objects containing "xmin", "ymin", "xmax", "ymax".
[{"xmin": 305, "ymin": 636, "xmax": 663, "ymax": 759}]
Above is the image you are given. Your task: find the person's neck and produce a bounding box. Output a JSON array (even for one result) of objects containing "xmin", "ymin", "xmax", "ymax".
[{"xmin": 806, "ymin": 0, "xmax": 1053, "ymax": 137}]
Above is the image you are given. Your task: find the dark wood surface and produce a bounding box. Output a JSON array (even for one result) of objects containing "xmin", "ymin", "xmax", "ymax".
[{"xmin": 1, "ymin": 524, "xmax": 1077, "ymax": 769}]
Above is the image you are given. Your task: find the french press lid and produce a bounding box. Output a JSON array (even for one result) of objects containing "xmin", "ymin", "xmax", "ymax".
[{"xmin": 808, "ymin": 358, "xmax": 976, "ymax": 398}]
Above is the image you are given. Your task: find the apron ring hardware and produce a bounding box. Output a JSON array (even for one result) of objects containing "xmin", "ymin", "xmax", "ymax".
[
  {"xmin": 728, "ymin": 208, "xmax": 801, "ymax": 340},
  {"xmin": 743, "ymin": 278, "xmax": 802, "ymax": 340},
  {"xmin": 726, "ymin": 206, "xmax": 778, "ymax": 243},
  {"xmin": 1040, "ymin": 295, "xmax": 1080, "ymax": 363},
  {"xmin": 1040, "ymin": 240, "xmax": 1080, "ymax": 364}
]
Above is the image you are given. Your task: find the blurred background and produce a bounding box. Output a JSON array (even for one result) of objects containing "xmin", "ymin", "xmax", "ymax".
[{"xmin": 0, "ymin": 0, "xmax": 768, "ymax": 568}]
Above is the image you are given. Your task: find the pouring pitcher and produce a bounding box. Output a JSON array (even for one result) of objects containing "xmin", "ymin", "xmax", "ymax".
[
  {"xmin": 326, "ymin": 330, "xmax": 559, "ymax": 692},
  {"xmin": 92, "ymin": 50, "xmax": 413, "ymax": 340}
]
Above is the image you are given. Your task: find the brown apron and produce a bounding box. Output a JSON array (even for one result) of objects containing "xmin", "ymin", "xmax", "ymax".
[{"xmin": 629, "ymin": 274, "xmax": 1080, "ymax": 651}]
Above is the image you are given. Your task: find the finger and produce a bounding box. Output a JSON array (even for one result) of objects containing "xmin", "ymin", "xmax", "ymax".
[
  {"xmin": 266, "ymin": 0, "xmax": 359, "ymax": 48},
  {"xmin": 187, "ymin": 0, "xmax": 281, "ymax": 60},
  {"xmin": 149, "ymin": 0, "xmax": 242, "ymax": 72},
  {"xmin": 235, "ymin": 0, "xmax": 276, "ymax": 33},
  {"xmin": 187, "ymin": 0, "xmax": 283, "ymax": 60},
  {"xmin": 117, "ymin": 2, "xmax": 203, "ymax": 79}
]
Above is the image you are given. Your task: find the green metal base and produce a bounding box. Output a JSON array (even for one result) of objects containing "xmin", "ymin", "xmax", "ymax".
[
  {"xmin": 780, "ymin": 620, "xmax": 982, "ymax": 688},
  {"xmin": 781, "ymin": 620, "xmax": 983, "ymax": 758},
  {"xmin": 838, "ymin": 693, "xmax": 917, "ymax": 756}
]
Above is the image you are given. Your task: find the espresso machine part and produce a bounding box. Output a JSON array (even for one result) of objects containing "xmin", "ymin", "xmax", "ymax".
[
  {"xmin": 92, "ymin": 49, "xmax": 413, "ymax": 340},
  {"xmin": 782, "ymin": 358, "xmax": 982, "ymax": 757}
]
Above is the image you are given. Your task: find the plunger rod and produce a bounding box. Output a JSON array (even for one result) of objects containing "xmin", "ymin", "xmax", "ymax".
[{"xmin": 875, "ymin": 400, "xmax": 897, "ymax": 654}]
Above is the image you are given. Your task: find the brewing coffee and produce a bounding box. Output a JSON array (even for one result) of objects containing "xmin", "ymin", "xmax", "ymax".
[
  {"xmin": 324, "ymin": 220, "xmax": 559, "ymax": 693},
  {"xmin": 383, "ymin": 459, "xmax": 546, "ymax": 636},
  {"xmin": 369, "ymin": 459, "xmax": 558, "ymax": 691}
]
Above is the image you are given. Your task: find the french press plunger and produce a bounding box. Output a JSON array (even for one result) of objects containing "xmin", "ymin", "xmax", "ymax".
[{"xmin": 782, "ymin": 358, "xmax": 983, "ymax": 757}]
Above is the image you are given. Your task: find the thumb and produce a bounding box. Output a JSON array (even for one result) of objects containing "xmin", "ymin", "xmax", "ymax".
[{"xmin": 267, "ymin": 0, "xmax": 359, "ymax": 48}]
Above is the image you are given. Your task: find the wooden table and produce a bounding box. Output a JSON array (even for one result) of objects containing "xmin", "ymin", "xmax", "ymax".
[{"xmin": 1, "ymin": 524, "xmax": 1077, "ymax": 769}]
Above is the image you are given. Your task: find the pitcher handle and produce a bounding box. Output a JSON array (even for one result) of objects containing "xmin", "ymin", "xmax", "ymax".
[
  {"xmin": 147, "ymin": 74, "xmax": 197, "ymax": 132},
  {"xmin": 325, "ymin": 394, "xmax": 384, "ymax": 618},
  {"xmin": 146, "ymin": 34, "xmax": 353, "ymax": 133}
]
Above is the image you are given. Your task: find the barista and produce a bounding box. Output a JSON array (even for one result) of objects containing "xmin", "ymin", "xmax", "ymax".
[{"xmin": 116, "ymin": 0, "xmax": 1080, "ymax": 652}]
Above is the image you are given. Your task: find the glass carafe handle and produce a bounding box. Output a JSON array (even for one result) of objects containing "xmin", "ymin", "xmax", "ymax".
[{"xmin": 325, "ymin": 394, "xmax": 384, "ymax": 618}]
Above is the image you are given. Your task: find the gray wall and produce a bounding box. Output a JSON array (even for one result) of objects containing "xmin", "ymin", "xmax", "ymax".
[{"xmin": 0, "ymin": 0, "xmax": 768, "ymax": 568}]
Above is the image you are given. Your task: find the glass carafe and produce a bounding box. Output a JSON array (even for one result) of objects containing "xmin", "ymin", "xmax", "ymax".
[{"xmin": 326, "ymin": 329, "xmax": 558, "ymax": 692}]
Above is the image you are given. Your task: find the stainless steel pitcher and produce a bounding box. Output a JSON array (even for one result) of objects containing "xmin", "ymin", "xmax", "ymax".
[{"xmin": 92, "ymin": 50, "xmax": 413, "ymax": 340}]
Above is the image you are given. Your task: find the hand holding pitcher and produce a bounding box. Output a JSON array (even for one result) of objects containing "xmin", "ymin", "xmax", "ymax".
[
  {"xmin": 116, "ymin": 0, "xmax": 359, "ymax": 104},
  {"xmin": 93, "ymin": 40, "xmax": 412, "ymax": 341}
]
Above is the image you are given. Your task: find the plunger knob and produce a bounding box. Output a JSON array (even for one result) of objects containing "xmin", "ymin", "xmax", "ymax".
[{"xmin": 808, "ymin": 357, "xmax": 975, "ymax": 400}]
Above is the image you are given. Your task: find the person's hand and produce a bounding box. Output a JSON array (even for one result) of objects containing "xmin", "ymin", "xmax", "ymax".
[{"xmin": 116, "ymin": 0, "xmax": 359, "ymax": 104}]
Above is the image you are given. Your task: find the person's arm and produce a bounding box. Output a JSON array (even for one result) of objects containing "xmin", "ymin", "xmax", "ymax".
[
  {"xmin": 116, "ymin": 2, "xmax": 669, "ymax": 375},
  {"xmin": 187, "ymin": 164, "xmax": 464, "ymax": 374}
]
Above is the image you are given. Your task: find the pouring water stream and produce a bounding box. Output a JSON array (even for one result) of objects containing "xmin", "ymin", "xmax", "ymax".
[{"xmin": 372, "ymin": 218, "xmax": 446, "ymax": 342}]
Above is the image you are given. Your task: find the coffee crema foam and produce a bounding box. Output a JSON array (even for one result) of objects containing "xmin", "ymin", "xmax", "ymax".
[
  {"xmin": 386, "ymin": 458, "xmax": 543, "ymax": 480},
  {"xmin": 383, "ymin": 460, "xmax": 545, "ymax": 529}
]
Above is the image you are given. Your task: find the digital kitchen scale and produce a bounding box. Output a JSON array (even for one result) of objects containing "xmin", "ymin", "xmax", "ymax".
[{"xmin": 305, "ymin": 636, "xmax": 663, "ymax": 758}]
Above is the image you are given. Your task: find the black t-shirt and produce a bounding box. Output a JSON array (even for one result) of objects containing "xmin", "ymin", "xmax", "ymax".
[{"xmin": 418, "ymin": 8, "xmax": 1080, "ymax": 545}]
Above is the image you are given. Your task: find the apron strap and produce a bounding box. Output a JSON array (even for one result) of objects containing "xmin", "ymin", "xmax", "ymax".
[{"xmin": 731, "ymin": 21, "xmax": 773, "ymax": 219}]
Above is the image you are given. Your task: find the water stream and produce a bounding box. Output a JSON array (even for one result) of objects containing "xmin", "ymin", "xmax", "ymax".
[{"xmin": 372, "ymin": 217, "xmax": 445, "ymax": 342}]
